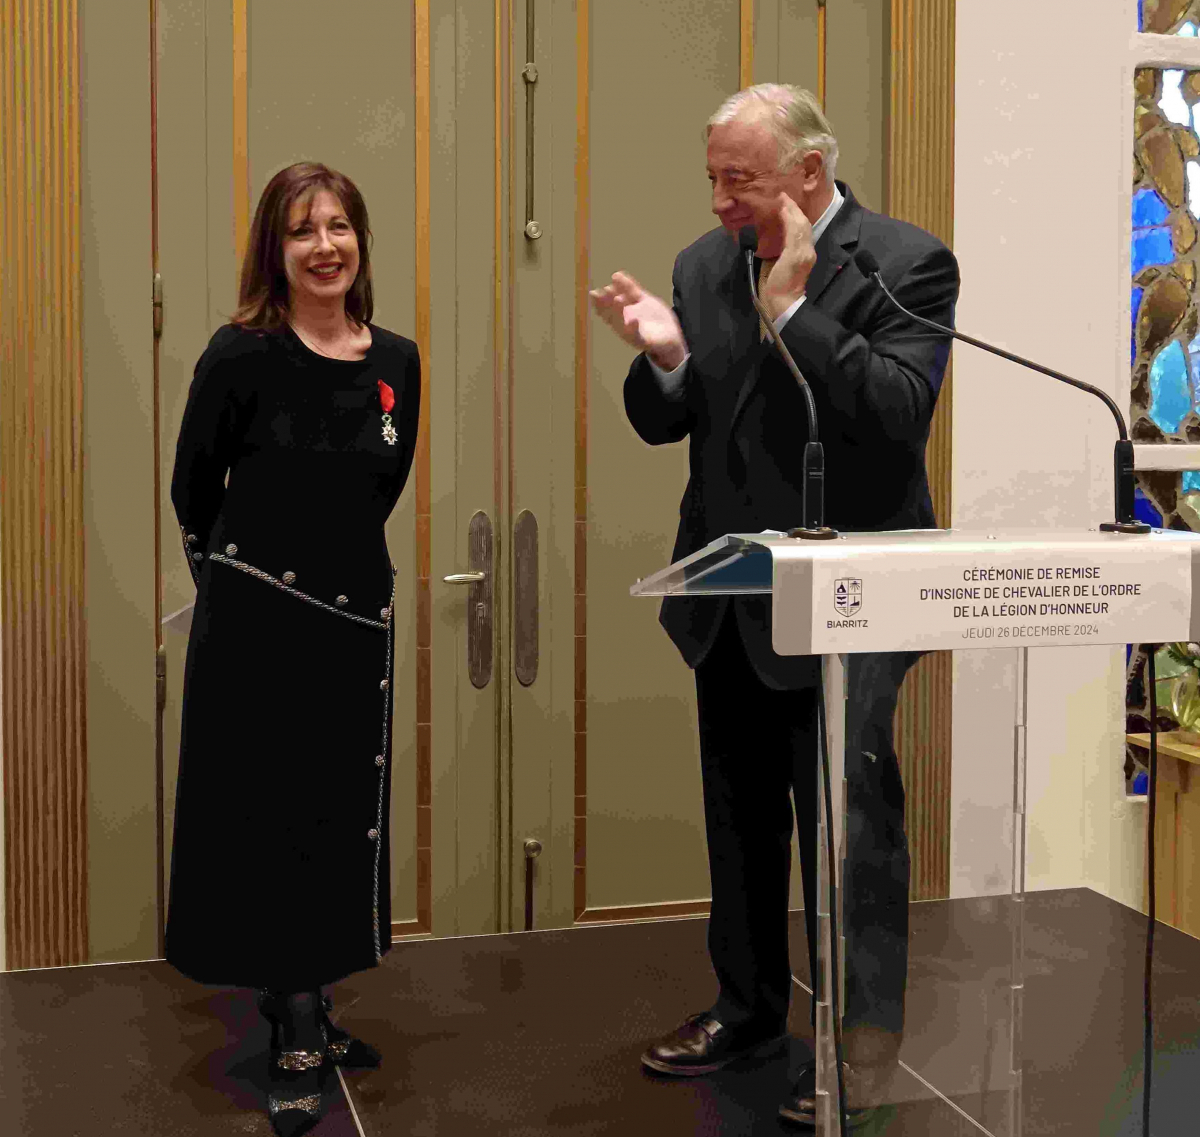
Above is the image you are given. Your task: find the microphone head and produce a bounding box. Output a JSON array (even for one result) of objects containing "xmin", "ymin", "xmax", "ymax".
[
  {"xmin": 738, "ymin": 225, "xmax": 758, "ymax": 255},
  {"xmin": 854, "ymin": 249, "xmax": 880, "ymax": 277}
]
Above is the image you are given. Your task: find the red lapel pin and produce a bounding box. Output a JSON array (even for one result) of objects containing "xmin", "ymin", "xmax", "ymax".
[{"xmin": 378, "ymin": 380, "xmax": 397, "ymax": 446}]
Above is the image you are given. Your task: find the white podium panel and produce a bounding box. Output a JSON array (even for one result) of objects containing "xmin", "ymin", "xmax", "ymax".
[{"xmin": 631, "ymin": 528, "xmax": 1200, "ymax": 654}]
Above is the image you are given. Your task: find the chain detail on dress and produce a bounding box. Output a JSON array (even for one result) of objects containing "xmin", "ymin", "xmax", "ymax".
[
  {"xmin": 208, "ymin": 552, "xmax": 389, "ymax": 631},
  {"xmin": 371, "ymin": 578, "xmax": 396, "ymax": 963},
  {"xmin": 180, "ymin": 525, "xmax": 202, "ymax": 586}
]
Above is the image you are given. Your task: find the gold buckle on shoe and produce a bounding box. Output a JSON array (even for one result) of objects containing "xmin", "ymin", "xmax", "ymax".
[{"xmin": 277, "ymin": 1049, "xmax": 324, "ymax": 1071}]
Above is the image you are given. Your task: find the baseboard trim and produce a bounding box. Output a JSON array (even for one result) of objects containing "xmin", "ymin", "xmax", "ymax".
[{"xmin": 574, "ymin": 900, "xmax": 711, "ymax": 925}]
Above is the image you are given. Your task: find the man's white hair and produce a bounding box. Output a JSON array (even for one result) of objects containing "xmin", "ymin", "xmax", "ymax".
[{"xmin": 706, "ymin": 84, "xmax": 838, "ymax": 183}]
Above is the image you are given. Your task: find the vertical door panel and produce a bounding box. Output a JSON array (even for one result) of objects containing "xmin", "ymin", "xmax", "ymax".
[
  {"xmin": 823, "ymin": 0, "xmax": 888, "ymax": 212},
  {"xmin": 755, "ymin": 0, "xmax": 819, "ymax": 89},
  {"xmin": 158, "ymin": 0, "xmax": 239, "ymax": 934},
  {"xmin": 427, "ymin": 0, "xmax": 504, "ymax": 935},
  {"xmin": 506, "ymin": 0, "xmax": 567, "ymax": 931},
  {"xmin": 568, "ymin": 0, "xmax": 740, "ymax": 920},
  {"xmin": 79, "ymin": 0, "xmax": 157, "ymax": 962}
]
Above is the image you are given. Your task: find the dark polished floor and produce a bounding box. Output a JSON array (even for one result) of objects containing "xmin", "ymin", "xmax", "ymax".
[{"xmin": 2, "ymin": 888, "xmax": 1197, "ymax": 1136}]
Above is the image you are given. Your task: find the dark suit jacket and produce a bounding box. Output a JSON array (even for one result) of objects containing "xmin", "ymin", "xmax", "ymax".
[{"xmin": 624, "ymin": 182, "xmax": 960, "ymax": 689}]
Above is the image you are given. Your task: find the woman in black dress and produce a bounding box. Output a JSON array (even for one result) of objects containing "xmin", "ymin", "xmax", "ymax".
[{"xmin": 167, "ymin": 161, "xmax": 420, "ymax": 1136}]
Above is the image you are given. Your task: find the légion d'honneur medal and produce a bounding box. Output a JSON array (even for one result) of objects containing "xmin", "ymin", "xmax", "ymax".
[{"xmin": 378, "ymin": 379, "xmax": 398, "ymax": 445}]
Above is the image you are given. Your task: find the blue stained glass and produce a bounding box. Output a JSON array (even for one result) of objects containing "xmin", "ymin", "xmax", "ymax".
[
  {"xmin": 1184, "ymin": 470, "xmax": 1200, "ymax": 493},
  {"xmin": 1133, "ymin": 286, "xmax": 1144, "ymax": 365},
  {"xmin": 1133, "ymin": 188, "xmax": 1170, "ymax": 227},
  {"xmin": 1134, "ymin": 484, "xmax": 1164, "ymax": 528},
  {"xmin": 1132, "ymin": 227, "xmax": 1175, "ymax": 276},
  {"xmin": 1150, "ymin": 339, "xmax": 1191, "ymax": 433},
  {"xmin": 1181, "ymin": 21, "xmax": 1199, "ymax": 36}
]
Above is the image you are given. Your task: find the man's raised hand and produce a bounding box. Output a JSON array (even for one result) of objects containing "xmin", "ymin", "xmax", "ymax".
[
  {"xmin": 589, "ymin": 272, "xmax": 688, "ymax": 371},
  {"xmin": 759, "ymin": 192, "xmax": 818, "ymax": 320}
]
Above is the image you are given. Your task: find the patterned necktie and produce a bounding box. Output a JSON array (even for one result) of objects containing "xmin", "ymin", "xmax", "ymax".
[{"xmin": 758, "ymin": 257, "xmax": 778, "ymax": 341}]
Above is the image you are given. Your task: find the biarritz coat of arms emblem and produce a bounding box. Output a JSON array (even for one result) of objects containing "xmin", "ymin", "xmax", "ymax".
[{"xmin": 834, "ymin": 578, "xmax": 862, "ymax": 617}]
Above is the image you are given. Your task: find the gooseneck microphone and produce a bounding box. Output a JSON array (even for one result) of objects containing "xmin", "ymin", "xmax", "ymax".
[
  {"xmin": 739, "ymin": 226, "xmax": 837, "ymax": 540},
  {"xmin": 852, "ymin": 249, "xmax": 1149, "ymax": 534},
  {"xmin": 740, "ymin": 236, "xmax": 847, "ymax": 1131}
]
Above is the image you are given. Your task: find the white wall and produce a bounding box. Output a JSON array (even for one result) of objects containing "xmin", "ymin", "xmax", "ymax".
[{"xmin": 952, "ymin": 0, "xmax": 1146, "ymax": 905}]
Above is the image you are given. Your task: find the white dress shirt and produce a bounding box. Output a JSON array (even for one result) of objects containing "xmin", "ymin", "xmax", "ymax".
[{"xmin": 647, "ymin": 184, "xmax": 846, "ymax": 395}]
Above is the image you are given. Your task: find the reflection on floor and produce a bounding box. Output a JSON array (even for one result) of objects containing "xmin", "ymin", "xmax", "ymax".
[{"xmin": 1, "ymin": 889, "xmax": 1196, "ymax": 1135}]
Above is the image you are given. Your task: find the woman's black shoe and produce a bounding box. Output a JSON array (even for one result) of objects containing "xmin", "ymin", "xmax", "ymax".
[
  {"xmin": 258, "ymin": 991, "xmax": 329, "ymax": 1137},
  {"xmin": 266, "ymin": 1072, "xmax": 325, "ymax": 1137},
  {"xmin": 321, "ymin": 994, "xmax": 382, "ymax": 1070}
]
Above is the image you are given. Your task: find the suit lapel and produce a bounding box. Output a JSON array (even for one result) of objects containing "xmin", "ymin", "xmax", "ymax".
[
  {"xmin": 803, "ymin": 237, "xmax": 851, "ymax": 306},
  {"xmin": 728, "ymin": 183, "xmax": 864, "ymax": 437},
  {"xmin": 803, "ymin": 182, "xmax": 862, "ymax": 304}
]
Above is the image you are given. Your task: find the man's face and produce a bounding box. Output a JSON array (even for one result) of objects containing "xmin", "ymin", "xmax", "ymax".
[{"xmin": 706, "ymin": 115, "xmax": 820, "ymax": 258}]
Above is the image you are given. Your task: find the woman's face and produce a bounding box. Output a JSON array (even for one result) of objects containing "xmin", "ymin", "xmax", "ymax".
[{"xmin": 281, "ymin": 188, "xmax": 360, "ymax": 307}]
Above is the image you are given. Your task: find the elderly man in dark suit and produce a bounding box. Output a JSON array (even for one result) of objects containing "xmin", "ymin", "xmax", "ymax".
[{"xmin": 590, "ymin": 84, "xmax": 958, "ymax": 1125}]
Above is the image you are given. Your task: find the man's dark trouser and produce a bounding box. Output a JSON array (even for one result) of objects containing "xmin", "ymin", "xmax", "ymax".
[{"xmin": 695, "ymin": 611, "xmax": 917, "ymax": 1065}]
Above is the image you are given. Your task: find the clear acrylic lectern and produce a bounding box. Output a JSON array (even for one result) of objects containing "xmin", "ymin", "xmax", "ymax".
[{"xmin": 632, "ymin": 527, "xmax": 1200, "ymax": 1136}]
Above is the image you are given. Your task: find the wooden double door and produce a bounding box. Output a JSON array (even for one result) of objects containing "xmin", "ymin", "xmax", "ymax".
[{"xmin": 149, "ymin": 0, "xmax": 887, "ymax": 949}]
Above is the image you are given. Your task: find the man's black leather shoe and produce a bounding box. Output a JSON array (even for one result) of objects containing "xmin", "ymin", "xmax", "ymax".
[
  {"xmin": 778, "ymin": 1059, "xmax": 880, "ymax": 1128},
  {"xmin": 640, "ymin": 1013, "xmax": 785, "ymax": 1076}
]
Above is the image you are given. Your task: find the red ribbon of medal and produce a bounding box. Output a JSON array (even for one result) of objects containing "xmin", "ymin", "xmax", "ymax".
[{"xmin": 378, "ymin": 380, "xmax": 398, "ymax": 446}]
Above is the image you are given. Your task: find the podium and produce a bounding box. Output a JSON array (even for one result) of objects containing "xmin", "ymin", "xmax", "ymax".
[{"xmin": 632, "ymin": 527, "xmax": 1200, "ymax": 1135}]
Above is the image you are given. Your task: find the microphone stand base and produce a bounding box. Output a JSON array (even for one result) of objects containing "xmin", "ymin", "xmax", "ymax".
[
  {"xmin": 788, "ymin": 526, "xmax": 840, "ymax": 541},
  {"xmin": 1099, "ymin": 521, "xmax": 1152, "ymax": 534}
]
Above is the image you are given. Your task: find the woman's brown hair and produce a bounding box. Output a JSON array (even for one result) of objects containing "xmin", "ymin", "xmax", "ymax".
[{"xmin": 232, "ymin": 161, "xmax": 374, "ymax": 331}]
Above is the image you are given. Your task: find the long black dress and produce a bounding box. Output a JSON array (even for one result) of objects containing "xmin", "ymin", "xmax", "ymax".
[{"xmin": 166, "ymin": 322, "xmax": 420, "ymax": 991}]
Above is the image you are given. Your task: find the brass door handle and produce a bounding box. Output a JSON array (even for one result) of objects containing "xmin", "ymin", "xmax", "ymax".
[{"xmin": 460, "ymin": 512, "xmax": 493, "ymax": 688}]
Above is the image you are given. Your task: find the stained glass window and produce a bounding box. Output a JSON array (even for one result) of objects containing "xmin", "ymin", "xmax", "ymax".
[
  {"xmin": 1127, "ymin": 64, "xmax": 1200, "ymax": 789},
  {"xmin": 1131, "ymin": 67, "xmax": 1200, "ymax": 467},
  {"xmin": 1141, "ymin": 0, "xmax": 1200, "ymax": 34}
]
